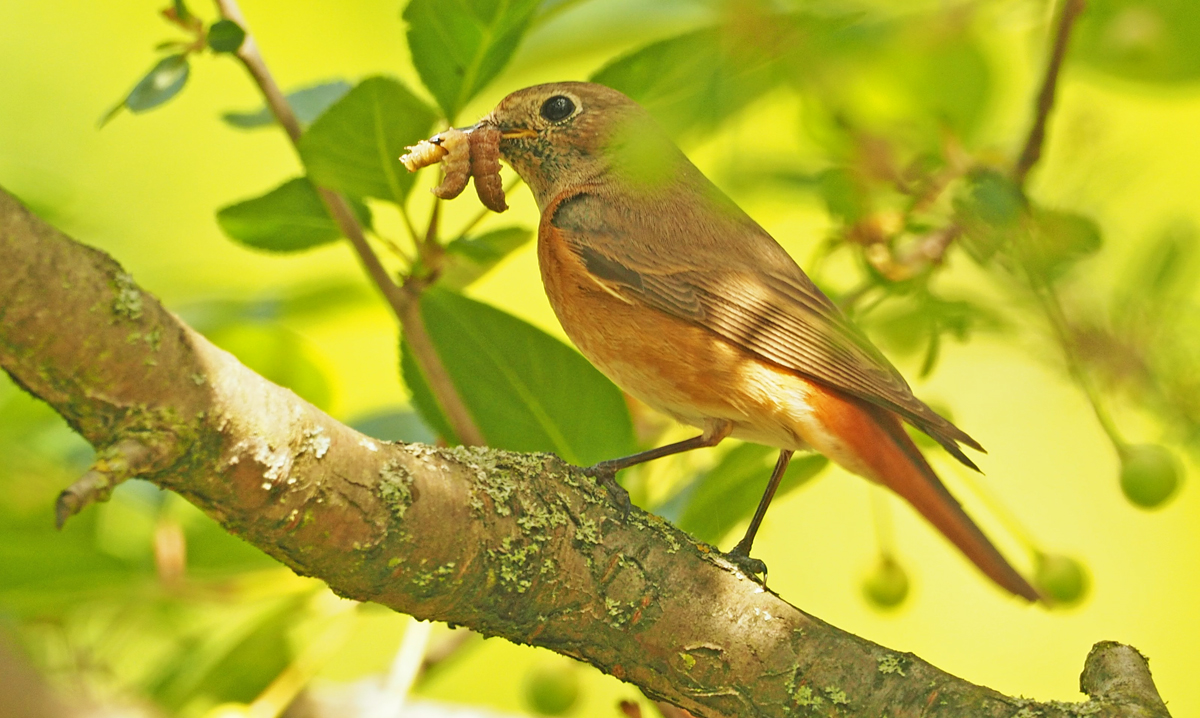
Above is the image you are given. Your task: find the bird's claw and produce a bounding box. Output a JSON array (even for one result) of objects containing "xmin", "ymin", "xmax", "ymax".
[
  {"xmin": 582, "ymin": 462, "xmax": 632, "ymax": 515},
  {"xmin": 726, "ymin": 547, "xmax": 768, "ymax": 583}
]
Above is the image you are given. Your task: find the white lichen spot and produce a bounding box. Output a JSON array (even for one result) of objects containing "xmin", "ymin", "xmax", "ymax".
[
  {"xmin": 753, "ymin": 607, "xmax": 774, "ymax": 621},
  {"xmin": 359, "ymin": 437, "xmax": 379, "ymax": 452},
  {"xmin": 301, "ymin": 427, "xmax": 331, "ymax": 459},
  {"xmin": 261, "ymin": 482, "xmax": 272, "ymax": 490}
]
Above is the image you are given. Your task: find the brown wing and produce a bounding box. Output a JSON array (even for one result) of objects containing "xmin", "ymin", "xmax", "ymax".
[{"xmin": 549, "ymin": 189, "xmax": 984, "ymax": 468}]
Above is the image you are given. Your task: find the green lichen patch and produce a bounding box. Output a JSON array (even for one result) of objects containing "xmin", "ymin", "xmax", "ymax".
[
  {"xmin": 823, "ymin": 686, "xmax": 848, "ymax": 706},
  {"xmin": 793, "ymin": 685, "xmax": 824, "ymax": 708},
  {"xmin": 111, "ymin": 272, "xmax": 143, "ymax": 321},
  {"xmin": 876, "ymin": 654, "xmax": 906, "ymax": 676},
  {"xmin": 487, "ymin": 535, "xmax": 540, "ymax": 593},
  {"xmin": 573, "ymin": 516, "xmax": 601, "ymax": 546},
  {"xmin": 378, "ymin": 459, "xmax": 416, "ymax": 518}
]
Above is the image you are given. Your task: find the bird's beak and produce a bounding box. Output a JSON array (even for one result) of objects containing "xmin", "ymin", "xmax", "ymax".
[
  {"xmin": 463, "ymin": 120, "xmax": 536, "ymax": 140},
  {"xmin": 499, "ymin": 128, "xmax": 537, "ymax": 139}
]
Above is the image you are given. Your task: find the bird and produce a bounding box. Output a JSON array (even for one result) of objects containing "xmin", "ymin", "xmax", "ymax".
[{"xmin": 471, "ymin": 81, "xmax": 1039, "ymax": 601}]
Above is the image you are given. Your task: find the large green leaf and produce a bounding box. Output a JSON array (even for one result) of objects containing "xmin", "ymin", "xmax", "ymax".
[
  {"xmin": 590, "ymin": 26, "xmax": 781, "ymax": 136},
  {"xmin": 658, "ymin": 443, "xmax": 828, "ymax": 545},
  {"xmin": 1074, "ymin": 0, "xmax": 1200, "ymax": 84},
  {"xmin": 403, "ymin": 0, "xmax": 541, "ymax": 121},
  {"xmin": 297, "ymin": 76, "xmax": 437, "ymax": 204},
  {"xmin": 221, "ymin": 80, "xmax": 352, "ymax": 129},
  {"xmin": 401, "ymin": 288, "xmax": 635, "ymax": 466},
  {"xmin": 439, "ymin": 226, "xmax": 533, "ymax": 290},
  {"xmin": 216, "ymin": 177, "xmax": 371, "ymax": 253}
]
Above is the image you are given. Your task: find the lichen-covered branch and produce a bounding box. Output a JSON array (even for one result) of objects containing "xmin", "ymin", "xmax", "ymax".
[{"xmin": 0, "ymin": 186, "xmax": 1171, "ymax": 718}]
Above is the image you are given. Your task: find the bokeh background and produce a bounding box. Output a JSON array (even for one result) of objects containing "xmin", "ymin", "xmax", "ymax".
[{"xmin": 2, "ymin": 0, "xmax": 1199, "ymax": 716}]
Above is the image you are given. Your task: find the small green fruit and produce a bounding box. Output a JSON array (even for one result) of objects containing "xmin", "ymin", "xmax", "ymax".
[
  {"xmin": 1120, "ymin": 444, "xmax": 1181, "ymax": 509},
  {"xmin": 524, "ymin": 661, "xmax": 581, "ymax": 715},
  {"xmin": 1034, "ymin": 553, "xmax": 1089, "ymax": 606},
  {"xmin": 862, "ymin": 555, "xmax": 909, "ymax": 609}
]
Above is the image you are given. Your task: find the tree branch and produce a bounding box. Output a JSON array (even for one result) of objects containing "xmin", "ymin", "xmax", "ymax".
[
  {"xmin": 211, "ymin": 0, "xmax": 485, "ymax": 447},
  {"xmin": 0, "ymin": 188, "xmax": 1174, "ymax": 717},
  {"xmin": 1014, "ymin": 0, "xmax": 1087, "ymax": 187}
]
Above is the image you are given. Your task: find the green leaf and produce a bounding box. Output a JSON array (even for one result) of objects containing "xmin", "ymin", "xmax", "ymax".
[
  {"xmin": 439, "ymin": 227, "xmax": 533, "ymax": 290},
  {"xmin": 173, "ymin": 0, "xmax": 193, "ymax": 22},
  {"xmin": 216, "ymin": 177, "xmax": 370, "ymax": 253},
  {"xmin": 1024, "ymin": 208, "xmax": 1103, "ymax": 280},
  {"xmin": 590, "ymin": 26, "xmax": 781, "ymax": 135},
  {"xmin": 150, "ymin": 594, "xmax": 305, "ymax": 709},
  {"xmin": 350, "ymin": 409, "xmax": 438, "ymax": 444},
  {"xmin": 816, "ymin": 167, "xmax": 869, "ymax": 224},
  {"xmin": 221, "ymin": 80, "xmax": 353, "ymax": 129},
  {"xmin": 1074, "ymin": 0, "xmax": 1200, "ymax": 84},
  {"xmin": 207, "ymin": 19, "xmax": 246, "ymax": 54},
  {"xmin": 101, "ymin": 53, "xmax": 191, "ymax": 126},
  {"xmin": 400, "ymin": 288, "xmax": 635, "ymax": 465},
  {"xmin": 297, "ymin": 76, "xmax": 437, "ymax": 204},
  {"xmin": 659, "ymin": 443, "xmax": 828, "ymax": 545},
  {"xmin": 954, "ymin": 169, "xmax": 1024, "ymax": 264},
  {"xmin": 403, "ymin": 0, "xmax": 541, "ymax": 120},
  {"xmin": 205, "ymin": 323, "xmax": 334, "ymax": 411}
]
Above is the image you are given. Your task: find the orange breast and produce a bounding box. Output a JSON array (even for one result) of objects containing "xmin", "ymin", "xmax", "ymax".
[{"xmin": 537, "ymin": 217, "xmax": 872, "ymax": 461}]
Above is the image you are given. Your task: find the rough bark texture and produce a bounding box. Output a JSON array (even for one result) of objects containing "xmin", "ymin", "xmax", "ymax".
[{"xmin": 0, "ymin": 186, "xmax": 1173, "ymax": 717}]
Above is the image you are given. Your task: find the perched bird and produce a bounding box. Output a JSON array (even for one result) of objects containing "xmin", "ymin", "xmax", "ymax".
[{"xmin": 473, "ymin": 81, "xmax": 1038, "ymax": 600}]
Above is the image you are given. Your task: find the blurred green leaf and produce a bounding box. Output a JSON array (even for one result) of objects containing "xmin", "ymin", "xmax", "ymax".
[
  {"xmin": 1023, "ymin": 208, "xmax": 1102, "ymax": 280},
  {"xmin": 659, "ymin": 443, "xmax": 827, "ymax": 545},
  {"xmin": 817, "ymin": 167, "xmax": 869, "ymax": 224},
  {"xmin": 101, "ymin": 54, "xmax": 190, "ymax": 126},
  {"xmin": 221, "ymin": 80, "xmax": 353, "ymax": 129},
  {"xmin": 954, "ymin": 169, "xmax": 1024, "ymax": 263},
  {"xmin": 590, "ymin": 26, "xmax": 780, "ymax": 136},
  {"xmin": 216, "ymin": 177, "xmax": 371, "ymax": 252},
  {"xmin": 207, "ymin": 19, "xmax": 246, "ymax": 54},
  {"xmin": 173, "ymin": 0, "xmax": 193, "ymax": 22},
  {"xmin": 297, "ymin": 76, "xmax": 437, "ymax": 204},
  {"xmin": 896, "ymin": 28, "xmax": 990, "ymax": 138},
  {"xmin": 150, "ymin": 594, "xmax": 304, "ymax": 709},
  {"xmin": 1074, "ymin": 0, "xmax": 1200, "ymax": 84},
  {"xmin": 350, "ymin": 409, "xmax": 438, "ymax": 444},
  {"xmin": 205, "ymin": 323, "xmax": 334, "ymax": 411},
  {"xmin": 402, "ymin": 0, "xmax": 540, "ymax": 120},
  {"xmin": 401, "ymin": 288, "xmax": 635, "ymax": 465},
  {"xmin": 439, "ymin": 227, "xmax": 533, "ymax": 290}
]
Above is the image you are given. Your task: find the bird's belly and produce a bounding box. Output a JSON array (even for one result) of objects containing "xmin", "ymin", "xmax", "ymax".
[{"xmin": 539, "ymin": 230, "xmax": 868, "ymax": 464}]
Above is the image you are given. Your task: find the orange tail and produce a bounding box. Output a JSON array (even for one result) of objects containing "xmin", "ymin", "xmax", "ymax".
[{"xmin": 811, "ymin": 388, "xmax": 1040, "ymax": 601}]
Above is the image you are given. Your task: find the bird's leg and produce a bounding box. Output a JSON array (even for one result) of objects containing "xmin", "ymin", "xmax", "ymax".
[
  {"xmin": 728, "ymin": 449, "xmax": 795, "ymax": 578},
  {"xmin": 584, "ymin": 420, "xmax": 733, "ymax": 511}
]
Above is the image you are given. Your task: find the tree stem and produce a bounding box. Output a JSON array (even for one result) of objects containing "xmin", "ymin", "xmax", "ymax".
[{"xmin": 211, "ymin": 0, "xmax": 485, "ymax": 447}]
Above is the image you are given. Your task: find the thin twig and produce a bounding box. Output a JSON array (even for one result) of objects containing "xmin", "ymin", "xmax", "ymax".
[
  {"xmin": 1014, "ymin": 0, "xmax": 1087, "ymax": 187},
  {"xmin": 212, "ymin": 0, "xmax": 485, "ymax": 447}
]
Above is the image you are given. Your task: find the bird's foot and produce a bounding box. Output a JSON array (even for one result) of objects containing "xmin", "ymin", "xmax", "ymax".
[
  {"xmin": 582, "ymin": 462, "xmax": 632, "ymax": 515},
  {"xmin": 726, "ymin": 545, "xmax": 768, "ymax": 583}
]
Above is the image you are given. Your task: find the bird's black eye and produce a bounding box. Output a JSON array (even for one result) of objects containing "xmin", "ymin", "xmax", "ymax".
[{"xmin": 540, "ymin": 95, "xmax": 576, "ymax": 122}]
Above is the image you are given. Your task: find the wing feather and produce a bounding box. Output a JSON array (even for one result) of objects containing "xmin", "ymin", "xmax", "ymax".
[{"xmin": 552, "ymin": 190, "xmax": 984, "ymax": 466}]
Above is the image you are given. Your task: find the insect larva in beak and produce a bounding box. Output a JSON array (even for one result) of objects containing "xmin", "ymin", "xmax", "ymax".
[
  {"xmin": 399, "ymin": 138, "xmax": 447, "ymax": 172},
  {"xmin": 468, "ymin": 125, "xmax": 508, "ymax": 213}
]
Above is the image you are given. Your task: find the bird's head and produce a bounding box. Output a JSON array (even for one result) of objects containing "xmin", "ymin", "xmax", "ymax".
[{"xmin": 475, "ymin": 82, "xmax": 684, "ymax": 209}]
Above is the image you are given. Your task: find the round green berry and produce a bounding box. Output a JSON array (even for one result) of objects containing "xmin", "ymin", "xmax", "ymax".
[{"xmin": 1120, "ymin": 444, "xmax": 1181, "ymax": 509}]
